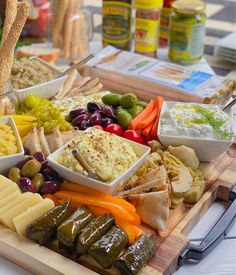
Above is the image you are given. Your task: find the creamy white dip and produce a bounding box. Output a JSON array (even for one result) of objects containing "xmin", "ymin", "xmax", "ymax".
[{"xmin": 160, "ymin": 103, "xmax": 232, "ymax": 140}]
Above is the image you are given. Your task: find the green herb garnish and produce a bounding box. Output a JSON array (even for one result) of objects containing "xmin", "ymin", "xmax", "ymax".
[{"xmin": 194, "ymin": 105, "xmax": 232, "ymax": 140}]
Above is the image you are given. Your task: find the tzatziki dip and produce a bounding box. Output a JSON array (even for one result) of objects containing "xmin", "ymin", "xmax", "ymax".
[{"xmin": 159, "ymin": 103, "xmax": 233, "ymax": 140}]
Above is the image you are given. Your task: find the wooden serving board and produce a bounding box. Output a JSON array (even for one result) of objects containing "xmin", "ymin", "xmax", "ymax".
[{"xmin": 0, "ymin": 143, "xmax": 235, "ymax": 275}]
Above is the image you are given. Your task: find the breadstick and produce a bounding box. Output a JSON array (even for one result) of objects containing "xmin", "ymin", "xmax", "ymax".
[
  {"xmin": 1, "ymin": 0, "xmax": 18, "ymax": 45},
  {"xmin": 52, "ymin": 0, "xmax": 69, "ymax": 47},
  {"xmin": 63, "ymin": 0, "xmax": 75, "ymax": 59},
  {"xmin": 70, "ymin": 0, "xmax": 80, "ymax": 60},
  {"xmin": 0, "ymin": 1, "xmax": 29, "ymax": 93}
]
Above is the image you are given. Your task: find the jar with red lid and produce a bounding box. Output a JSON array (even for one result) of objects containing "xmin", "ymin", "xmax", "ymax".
[{"xmin": 159, "ymin": 0, "xmax": 177, "ymax": 47}]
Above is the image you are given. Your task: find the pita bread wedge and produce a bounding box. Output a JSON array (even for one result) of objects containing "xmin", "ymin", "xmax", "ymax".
[
  {"xmin": 61, "ymin": 130, "xmax": 79, "ymax": 144},
  {"xmin": 37, "ymin": 127, "xmax": 51, "ymax": 157},
  {"xmin": 129, "ymin": 190, "xmax": 169, "ymax": 231},
  {"xmin": 129, "ymin": 168, "xmax": 161, "ymax": 189},
  {"xmin": 46, "ymin": 127, "xmax": 64, "ymax": 152},
  {"xmin": 24, "ymin": 128, "xmax": 42, "ymax": 155}
]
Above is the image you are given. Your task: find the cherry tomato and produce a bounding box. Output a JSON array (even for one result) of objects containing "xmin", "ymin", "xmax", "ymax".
[
  {"xmin": 93, "ymin": 125, "xmax": 104, "ymax": 130},
  {"xmin": 105, "ymin": 124, "xmax": 123, "ymax": 136},
  {"xmin": 123, "ymin": 130, "xmax": 144, "ymax": 144}
]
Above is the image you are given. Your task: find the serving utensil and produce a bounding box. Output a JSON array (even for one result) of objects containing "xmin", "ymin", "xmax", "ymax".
[
  {"xmin": 58, "ymin": 54, "xmax": 94, "ymax": 78},
  {"xmin": 223, "ymin": 96, "xmax": 236, "ymax": 112},
  {"xmin": 71, "ymin": 149, "xmax": 98, "ymax": 179}
]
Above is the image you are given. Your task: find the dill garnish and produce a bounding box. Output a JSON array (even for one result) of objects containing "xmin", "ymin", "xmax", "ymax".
[{"xmin": 194, "ymin": 105, "xmax": 232, "ymax": 140}]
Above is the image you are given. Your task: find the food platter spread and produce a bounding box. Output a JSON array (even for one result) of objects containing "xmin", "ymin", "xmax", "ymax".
[{"xmin": 0, "ymin": 1, "xmax": 236, "ymax": 275}]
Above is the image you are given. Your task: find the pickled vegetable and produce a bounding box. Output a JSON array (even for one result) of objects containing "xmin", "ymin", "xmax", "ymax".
[
  {"xmin": 120, "ymin": 94, "xmax": 138, "ymax": 108},
  {"xmin": 57, "ymin": 206, "xmax": 94, "ymax": 248},
  {"xmin": 88, "ymin": 225, "xmax": 128, "ymax": 269},
  {"xmin": 21, "ymin": 159, "xmax": 41, "ymax": 178},
  {"xmin": 76, "ymin": 213, "xmax": 115, "ymax": 257},
  {"xmin": 102, "ymin": 94, "xmax": 121, "ymax": 107},
  {"xmin": 25, "ymin": 200, "xmax": 71, "ymax": 245},
  {"xmin": 115, "ymin": 235, "xmax": 156, "ymax": 275}
]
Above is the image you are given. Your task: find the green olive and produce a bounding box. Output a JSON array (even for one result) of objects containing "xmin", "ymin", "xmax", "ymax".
[
  {"xmin": 21, "ymin": 159, "xmax": 42, "ymax": 178},
  {"xmin": 137, "ymin": 101, "xmax": 148, "ymax": 108},
  {"xmin": 117, "ymin": 111, "xmax": 133, "ymax": 130},
  {"xmin": 8, "ymin": 167, "xmax": 21, "ymax": 183},
  {"xmin": 128, "ymin": 105, "xmax": 143, "ymax": 118},
  {"xmin": 102, "ymin": 93, "xmax": 121, "ymax": 107},
  {"xmin": 120, "ymin": 93, "xmax": 138, "ymax": 108},
  {"xmin": 32, "ymin": 173, "xmax": 45, "ymax": 192}
]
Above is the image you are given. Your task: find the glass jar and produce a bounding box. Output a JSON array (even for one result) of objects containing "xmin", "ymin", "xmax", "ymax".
[
  {"xmin": 168, "ymin": 0, "xmax": 206, "ymax": 65},
  {"xmin": 0, "ymin": 82, "xmax": 18, "ymax": 115},
  {"xmin": 102, "ymin": 0, "xmax": 132, "ymax": 50},
  {"xmin": 159, "ymin": 0, "xmax": 177, "ymax": 47},
  {"xmin": 135, "ymin": 0, "xmax": 163, "ymax": 57},
  {"xmin": 50, "ymin": 0, "xmax": 93, "ymax": 61}
]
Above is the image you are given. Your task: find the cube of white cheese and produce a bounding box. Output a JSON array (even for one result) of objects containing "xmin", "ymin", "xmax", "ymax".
[
  {"xmin": 13, "ymin": 198, "xmax": 55, "ymax": 237},
  {"xmin": 0, "ymin": 192, "xmax": 32, "ymax": 217},
  {"xmin": 0, "ymin": 189, "xmax": 21, "ymax": 208},
  {"xmin": 0, "ymin": 175, "xmax": 16, "ymax": 190},
  {"xmin": 0, "ymin": 183, "xmax": 20, "ymax": 200},
  {"xmin": 0, "ymin": 193, "xmax": 43, "ymax": 230}
]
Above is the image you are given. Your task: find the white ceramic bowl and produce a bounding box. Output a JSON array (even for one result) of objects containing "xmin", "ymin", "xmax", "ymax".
[
  {"xmin": 158, "ymin": 101, "xmax": 234, "ymax": 162},
  {"xmin": 47, "ymin": 129, "xmax": 151, "ymax": 194},
  {"xmin": 0, "ymin": 117, "xmax": 24, "ymax": 173},
  {"xmin": 14, "ymin": 57, "xmax": 67, "ymax": 102}
]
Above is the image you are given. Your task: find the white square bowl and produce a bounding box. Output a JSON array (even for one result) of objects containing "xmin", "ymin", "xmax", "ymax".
[
  {"xmin": 14, "ymin": 57, "xmax": 67, "ymax": 102},
  {"xmin": 0, "ymin": 117, "xmax": 24, "ymax": 173},
  {"xmin": 158, "ymin": 101, "xmax": 234, "ymax": 162},
  {"xmin": 47, "ymin": 129, "xmax": 151, "ymax": 194}
]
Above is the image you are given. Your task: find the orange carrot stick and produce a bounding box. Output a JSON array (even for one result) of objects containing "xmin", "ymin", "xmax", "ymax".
[
  {"xmin": 116, "ymin": 218, "xmax": 136, "ymax": 244},
  {"xmin": 141, "ymin": 123, "xmax": 153, "ymax": 136},
  {"xmin": 42, "ymin": 194, "xmax": 60, "ymax": 205},
  {"xmin": 61, "ymin": 182, "xmax": 136, "ymax": 213},
  {"xmin": 150, "ymin": 96, "xmax": 164, "ymax": 137},
  {"xmin": 139, "ymin": 100, "xmax": 160, "ymax": 129},
  {"xmin": 54, "ymin": 191, "xmax": 141, "ymax": 225},
  {"xmin": 128, "ymin": 100, "xmax": 155, "ymax": 130}
]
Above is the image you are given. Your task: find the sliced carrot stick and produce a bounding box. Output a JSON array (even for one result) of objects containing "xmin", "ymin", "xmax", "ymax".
[
  {"xmin": 61, "ymin": 182, "xmax": 136, "ymax": 213},
  {"xmin": 150, "ymin": 96, "xmax": 164, "ymax": 137},
  {"xmin": 88, "ymin": 205, "xmax": 109, "ymax": 216},
  {"xmin": 54, "ymin": 191, "xmax": 141, "ymax": 225},
  {"xmin": 128, "ymin": 100, "xmax": 155, "ymax": 130},
  {"xmin": 139, "ymin": 100, "xmax": 160, "ymax": 129},
  {"xmin": 132, "ymin": 225, "xmax": 144, "ymax": 238},
  {"xmin": 116, "ymin": 218, "xmax": 136, "ymax": 244},
  {"xmin": 141, "ymin": 123, "xmax": 153, "ymax": 136}
]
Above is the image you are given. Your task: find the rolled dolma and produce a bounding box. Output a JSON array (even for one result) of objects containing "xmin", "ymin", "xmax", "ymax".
[
  {"xmin": 115, "ymin": 235, "xmax": 156, "ymax": 275},
  {"xmin": 25, "ymin": 201, "xmax": 71, "ymax": 245},
  {"xmin": 76, "ymin": 213, "xmax": 115, "ymax": 257},
  {"xmin": 88, "ymin": 225, "xmax": 128, "ymax": 269},
  {"xmin": 57, "ymin": 205, "xmax": 94, "ymax": 248}
]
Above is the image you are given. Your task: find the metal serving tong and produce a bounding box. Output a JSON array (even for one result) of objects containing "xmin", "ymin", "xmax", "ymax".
[
  {"xmin": 58, "ymin": 53, "xmax": 94, "ymax": 78},
  {"xmin": 223, "ymin": 96, "xmax": 236, "ymax": 112},
  {"xmin": 71, "ymin": 149, "xmax": 98, "ymax": 180},
  {"xmin": 178, "ymin": 185, "xmax": 236, "ymax": 267}
]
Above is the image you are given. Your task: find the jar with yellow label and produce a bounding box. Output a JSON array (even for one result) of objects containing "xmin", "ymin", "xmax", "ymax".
[
  {"xmin": 102, "ymin": 0, "xmax": 132, "ymax": 50},
  {"xmin": 168, "ymin": 0, "xmax": 206, "ymax": 65},
  {"xmin": 134, "ymin": 0, "xmax": 163, "ymax": 57}
]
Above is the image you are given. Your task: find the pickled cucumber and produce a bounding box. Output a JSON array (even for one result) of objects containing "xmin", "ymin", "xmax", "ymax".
[
  {"xmin": 120, "ymin": 93, "xmax": 138, "ymax": 108},
  {"xmin": 102, "ymin": 93, "xmax": 121, "ymax": 107},
  {"xmin": 128, "ymin": 105, "xmax": 143, "ymax": 118},
  {"xmin": 117, "ymin": 111, "xmax": 133, "ymax": 130}
]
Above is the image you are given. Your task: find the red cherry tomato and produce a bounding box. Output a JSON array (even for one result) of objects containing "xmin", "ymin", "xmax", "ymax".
[
  {"xmin": 93, "ymin": 125, "xmax": 104, "ymax": 130},
  {"xmin": 123, "ymin": 130, "xmax": 144, "ymax": 144},
  {"xmin": 105, "ymin": 124, "xmax": 124, "ymax": 136}
]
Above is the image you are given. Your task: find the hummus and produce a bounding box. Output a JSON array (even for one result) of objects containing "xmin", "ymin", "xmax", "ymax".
[
  {"xmin": 55, "ymin": 129, "xmax": 139, "ymax": 183},
  {"xmin": 160, "ymin": 103, "xmax": 233, "ymax": 140},
  {"xmin": 0, "ymin": 122, "xmax": 18, "ymax": 156}
]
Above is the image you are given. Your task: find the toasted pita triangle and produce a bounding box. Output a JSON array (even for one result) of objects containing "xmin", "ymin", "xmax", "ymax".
[
  {"xmin": 61, "ymin": 130, "xmax": 79, "ymax": 144},
  {"xmin": 37, "ymin": 127, "xmax": 51, "ymax": 157},
  {"xmin": 46, "ymin": 127, "xmax": 64, "ymax": 152},
  {"xmin": 24, "ymin": 127, "xmax": 42, "ymax": 155},
  {"xmin": 129, "ymin": 190, "xmax": 169, "ymax": 231}
]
